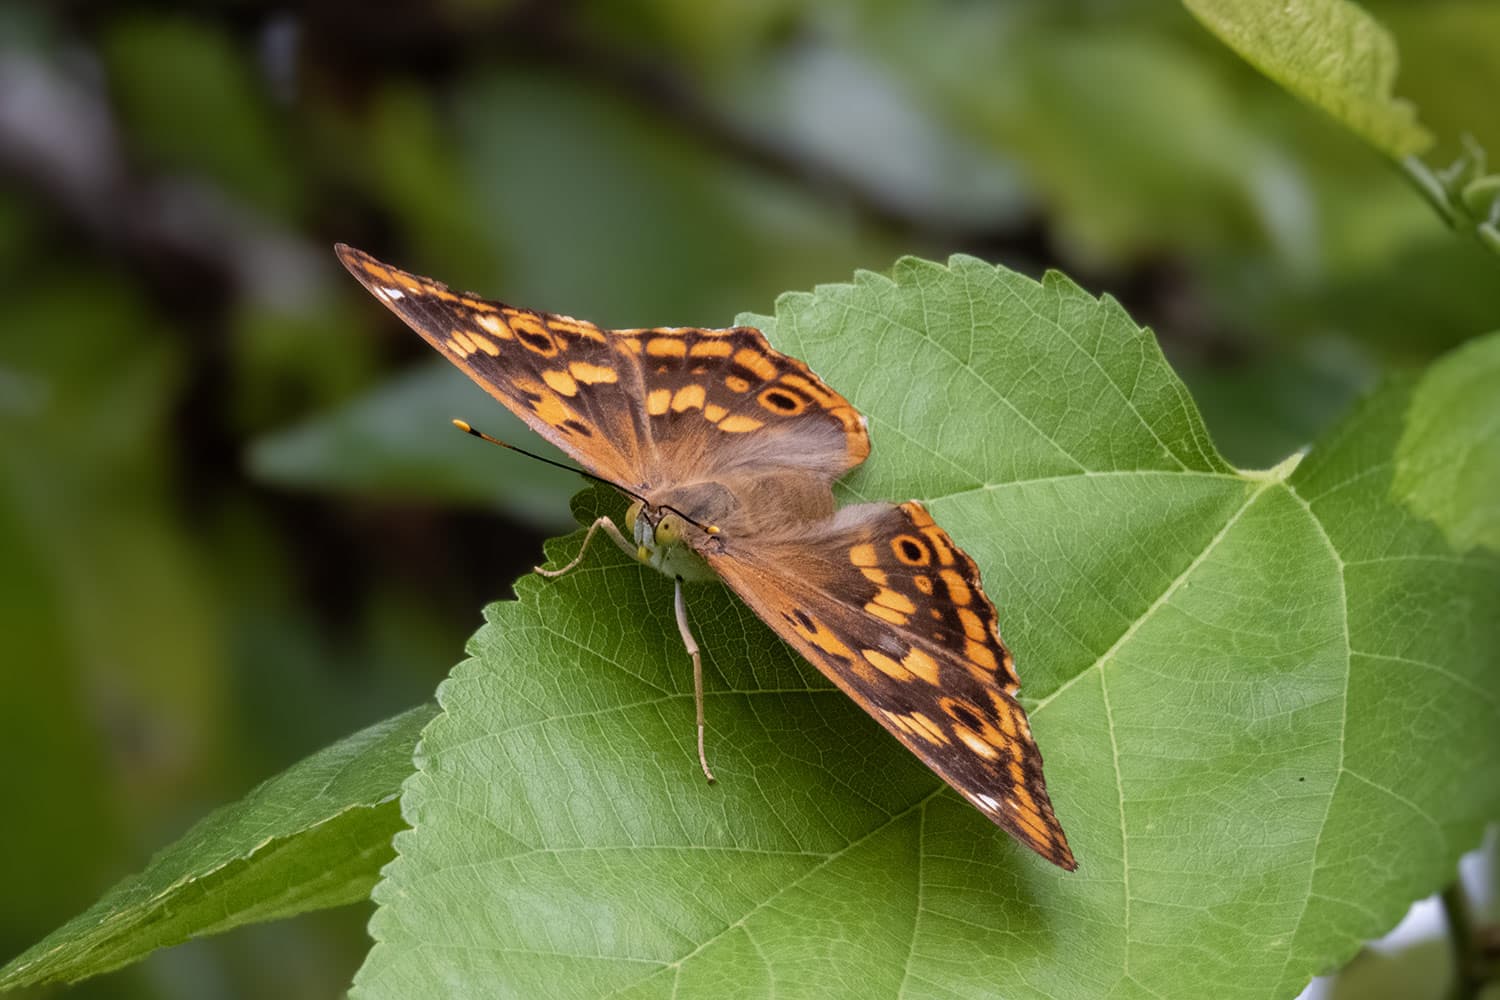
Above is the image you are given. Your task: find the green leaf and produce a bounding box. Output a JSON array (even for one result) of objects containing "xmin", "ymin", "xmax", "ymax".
[
  {"xmin": 1184, "ymin": 0, "xmax": 1433, "ymax": 159},
  {"xmin": 353, "ymin": 258, "xmax": 1498, "ymax": 998},
  {"xmin": 1392, "ymin": 331, "xmax": 1500, "ymax": 553},
  {"xmin": 248, "ymin": 362, "xmax": 579, "ymax": 531},
  {"xmin": 103, "ymin": 15, "xmax": 302, "ymax": 219},
  {"xmin": 0, "ymin": 705, "xmax": 436, "ymax": 990}
]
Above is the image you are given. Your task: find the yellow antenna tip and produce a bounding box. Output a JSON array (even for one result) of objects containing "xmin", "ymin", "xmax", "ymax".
[
  {"xmin": 707, "ymin": 525, "xmax": 721, "ymax": 535},
  {"xmin": 452, "ymin": 419, "xmax": 473, "ymax": 433}
]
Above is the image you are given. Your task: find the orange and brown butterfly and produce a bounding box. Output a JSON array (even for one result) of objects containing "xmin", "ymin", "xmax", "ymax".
[{"xmin": 335, "ymin": 243, "xmax": 1077, "ymax": 871}]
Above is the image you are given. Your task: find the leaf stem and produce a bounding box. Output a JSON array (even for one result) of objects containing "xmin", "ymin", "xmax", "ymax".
[
  {"xmin": 1399, "ymin": 156, "xmax": 1459, "ymax": 227},
  {"xmin": 1441, "ymin": 881, "xmax": 1482, "ymax": 1000}
]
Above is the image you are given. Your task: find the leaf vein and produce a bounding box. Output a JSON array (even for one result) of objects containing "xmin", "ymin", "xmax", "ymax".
[{"xmin": 1031, "ymin": 478, "xmax": 1271, "ymax": 715}]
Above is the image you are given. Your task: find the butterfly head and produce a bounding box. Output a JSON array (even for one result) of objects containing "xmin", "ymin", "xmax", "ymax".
[{"xmin": 625, "ymin": 499, "xmax": 721, "ymax": 582}]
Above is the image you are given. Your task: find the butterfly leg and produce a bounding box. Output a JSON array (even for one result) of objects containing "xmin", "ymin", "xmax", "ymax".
[
  {"xmin": 535, "ymin": 516, "xmax": 636, "ymax": 577},
  {"xmin": 674, "ymin": 576, "xmax": 716, "ymax": 784}
]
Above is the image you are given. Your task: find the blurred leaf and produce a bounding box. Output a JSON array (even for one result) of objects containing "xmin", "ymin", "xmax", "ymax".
[
  {"xmin": 0, "ymin": 269, "xmax": 231, "ymax": 823},
  {"xmin": 248, "ymin": 361, "xmax": 579, "ymax": 531},
  {"xmin": 103, "ymin": 14, "xmax": 302, "ymax": 218},
  {"xmin": 862, "ymin": 9, "xmax": 1281, "ymax": 265},
  {"xmin": 0, "ymin": 439, "xmax": 122, "ymax": 960},
  {"xmin": 362, "ymin": 84, "xmax": 498, "ymax": 284},
  {"xmin": 1260, "ymin": 233, "xmax": 1500, "ymax": 358},
  {"xmin": 231, "ymin": 296, "xmax": 380, "ymax": 433},
  {"xmin": 0, "ymin": 261, "xmax": 259, "ymax": 998},
  {"xmin": 352, "ymin": 258, "xmax": 1499, "ymax": 997},
  {"xmin": 1327, "ymin": 939, "xmax": 1451, "ymax": 1000},
  {"xmin": 0, "ymin": 705, "xmax": 436, "ymax": 990},
  {"xmin": 1180, "ymin": 338, "xmax": 1377, "ymax": 469},
  {"xmin": 847, "ymin": 3, "xmax": 1463, "ymax": 286},
  {"xmin": 1003, "ymin": 33, "xmax": 1272, "ymax": 262},
  {"xmin": 453, "ymin": 71, "xmax": 897, "ymax": 325},
  {"xmin": 581, "ymin": 0, "xmax": 803, "ymax": 76},
  {"xmin": 1184, "ymin": 0, "xmax": 1433, "ymax": 159},
  {"xmin": 1369, "ymin": 2, "xmax": 1500, "ymax": 162},
  {"xmin": 211, "ymin": 499, "xmax": 462, "ymax": 768},
  {"xmin": 727, "ymin": 44, "xmax": 1030, "ymax": 230},
  {"xmin": 1392, "ymin": 330, "xmax": 1500, "ymax": 553}
]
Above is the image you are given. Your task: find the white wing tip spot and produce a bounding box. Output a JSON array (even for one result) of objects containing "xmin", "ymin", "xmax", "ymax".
[
  {"xmin": 380, "ymin": 287, "xmax": 404, "ymax": 300},
  {"xmin": 976, "ymin": 793, "xmax": 1000, "ymax": 811}
]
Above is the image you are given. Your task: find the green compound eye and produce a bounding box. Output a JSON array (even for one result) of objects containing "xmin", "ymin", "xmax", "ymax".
[
  {"xmin": 625, "ymin": 500, "xmax": 644, "ymax": 533},
  {"xmin": 654, "ymin": 515, "xmax": 683, "ymax": 546}
]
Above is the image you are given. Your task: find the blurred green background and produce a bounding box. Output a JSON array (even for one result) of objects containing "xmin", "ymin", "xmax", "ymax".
[{"xmin": 1, "ymin": 2, "xmax": 1495, "ymax": 998}]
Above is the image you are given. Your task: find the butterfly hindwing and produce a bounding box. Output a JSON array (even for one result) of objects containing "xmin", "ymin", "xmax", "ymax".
[{"xmin": 702, "ymin": 500, "xmax": 1076, "ymax": 870}]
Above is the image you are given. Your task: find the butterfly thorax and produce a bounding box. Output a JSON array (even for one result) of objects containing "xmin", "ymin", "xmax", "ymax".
[
  {"xmin": 625, "ymin": 492, "xmax": 724, "ymax": 583},
  {"xmin": 625, "ymin": 469, "xmax": 843, "ymax": 584}
]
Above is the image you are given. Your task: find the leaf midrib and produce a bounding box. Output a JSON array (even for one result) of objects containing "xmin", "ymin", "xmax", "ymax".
[{"xmin": 1271, "ymin": 478, "xmax": 1349, "ymax": 992}]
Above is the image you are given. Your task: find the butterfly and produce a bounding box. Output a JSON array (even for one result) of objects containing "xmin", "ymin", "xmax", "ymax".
[{"xmin": 336, "ymin": 244, "xmax": 1076, "ymax": 871}]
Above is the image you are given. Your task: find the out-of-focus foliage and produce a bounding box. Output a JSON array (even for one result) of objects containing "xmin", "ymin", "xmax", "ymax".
[
  {"xmin": 248, "ymin": 363, "xmax": 579, "ymax": 531},
  {"xmin": 1183, "ymin": 0, "xmax": 1433, "ymax": 158},
  {"xmin": 1, "ymin": 0, "xmax": 1496, "ymax": 997},
  {"xmin": 1186, "ymin": 0, "xmax": 1500, "ymax": 262},
  {"xmin": 1393, "ymin": 330, "xmax": 1500, "ymax": 554},
  {"xmin": 0, "ymin": 707, "xmax": 433, "ymax": 991}
]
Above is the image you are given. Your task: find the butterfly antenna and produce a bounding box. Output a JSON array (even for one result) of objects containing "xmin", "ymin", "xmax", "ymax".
[
  {"xmin": 452, "ymin": 419, "xmax": 640, "ymax": 498},
  {"xmin": 450, "ymin": 419, "xmax": 719, "ymax": 534}
]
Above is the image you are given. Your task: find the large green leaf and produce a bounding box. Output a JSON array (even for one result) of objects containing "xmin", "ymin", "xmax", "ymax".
[
  {"xmin": 1184, "ymin": 0, "xmax": 1433, "ymax": 159},
  {"xmin": 1392, "ymin": 330, "xmax": 1500, "ymax": 553},
  {"xmin": 353, "ymin": 257, "xmax": 1498, "ymax": 998},
  {"xmin": 0, "ymin": 705, "xmax": 435, "ymax": 990}
]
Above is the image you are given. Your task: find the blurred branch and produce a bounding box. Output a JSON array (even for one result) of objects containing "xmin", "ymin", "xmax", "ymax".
[
  {"xmin": 1442, "ymin": 879, "xmax": 1500, "ymax": 1000},
  {"xmin": 0, "ymin": 44, "xmax": 331, "ymax": 523},
  {"xmin": 305, "ymin": 0, "xmax": 1051, "ymax": 262},
  {"xmin": 1400, "ymin": 139, "xmax": 1500, "ymax": 261},
  {"xmin": 527, "ymin": 26, "xmax": 1052, "ymax": 259},
  {"xmin": 0, "ymin": 50, "xmax": 324, "ymax": 312}
]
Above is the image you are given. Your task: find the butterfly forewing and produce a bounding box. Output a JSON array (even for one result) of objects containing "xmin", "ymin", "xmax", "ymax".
[
  {"xmin": 612, "ymin": 323, "xmax": 868, "ymax": 489},
  {"xmin": 338, "ymin": 244, "xmax": 648, "ymax": 485},
  {"xmin": 339, "ymin": 244, "xmax": 1075, "ymax": 870},
  {"xmin": 336, "ymin": 244, "xmax": 868, "ymax": 495}
]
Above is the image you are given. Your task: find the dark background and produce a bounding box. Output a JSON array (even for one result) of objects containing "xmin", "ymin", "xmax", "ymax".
[{"xmin": 2, "ymin": 2, "xmax": 1496, "ymax": 997}]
